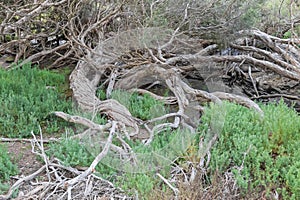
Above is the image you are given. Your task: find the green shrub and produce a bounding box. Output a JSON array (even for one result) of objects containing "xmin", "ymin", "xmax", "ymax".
[
  {"xmin": 47, "ymin": 133, "xmax": 158, "ymax": 197},
  {"xmin": 110, "ymin": 90, "xmax": 167, "ymax": 120},
  {"xmin": 47, "ymin": 136, "xmax": 93, "ymax": 167},
  {"xmin": 199, "ymin": 101, "xmax": 300, "ymax": 199},
  {"xmin": 97, "ymin": 89, "xmax": 168, "ymax": 120},
  {"xmin": 47, "ymin": 127, "xmax": 182, "ymax": 197},
  {"xmin": 116, "ymin": 173, "xmax": 156, "ymax": 198},
  {"xmin": 47, "ymin": 134, "xmax": 117, "ymax": 176},
  {"xmin": 96, "ymin": 87, "xmax": 106, "ymax": 101},
  {"xmin": 0, "ymin": 144, "xmax": 18, "ymax": 195},
  {"xmin": 47, "ymin": 117, "xmax": 186, "ymax": 198},
  {"xmin": 0, "ymin": 63, "xmax": 73, "ymax": 137}
]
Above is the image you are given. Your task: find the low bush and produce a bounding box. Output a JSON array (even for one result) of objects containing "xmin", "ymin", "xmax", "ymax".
[
  {"xmin": 198, "ymin": 100, "xmax": 300, "ymax": 199},
  {"xmin": 4, "ymin": 62, "xmax": 300, "ymax": 199},
  {"xmin": 0, "ymin": 63, "xmax": 73, "ymax": 137},
  {"xmin": 0, "ymin": 144, "xmax": 18, "ymax": 195},
  {"xmin": 110, "ymin": 90, "xmax": 167, "ymax": 120},
  {"xmin": 47, "ymin": 90, "xmax": 176, "ymax": 198},
  {"xmin": 47, "ymin": 129, "xmax": 178, "ymax": 198}
]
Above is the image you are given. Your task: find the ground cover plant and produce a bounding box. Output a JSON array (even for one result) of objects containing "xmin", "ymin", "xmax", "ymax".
[
  {"xmin": 0, "ymin": 0, "xmax": 300, "ymax": 199},
  {"xmin": 97, "ymin": 88, "xmax": 168, "ymax": 120},
  {"xmin": 1, "ymin": 68, "xmax": 300, "ymax": 198},
  {"xmin": 0, "ymin": 63, "xmax": 72, "ymax": 138},
  {"xmin": 0, "ymin": 144, "xmax": 18, "ymax": 195},
  {"xmin": 48, "ymin": 87, "xmax": 300, "ymax": 199},
  {"xmin": 197, "ymin": 100, "xmax": 300, "ymax": 199},
  {"xmin": 45, "ymin": 98, "xmax": 300, "ymax": 199},
  {"xmin": 46, "ymin": 132, "xmax": 173, "ymax": 198},
  {"xmin": 47, "ymin": 89, "xmax": 174, "ymax": 197},
  {"xmin": 0, "ymin": 65, "xmax": 300, "ymax": 199},
  {"xmin": 0, "ymin": 63, "xmax": 74, "ymax": 195}
]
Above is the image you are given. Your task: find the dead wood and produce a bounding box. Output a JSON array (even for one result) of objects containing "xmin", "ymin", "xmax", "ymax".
[
  {"xmin": 65, "ymin": 121, "xmax": 116, "ymax": 188},
  {"xmin": 0, "ymin": 123, "xmax": 128, "ymax": 200},
  {"xmin": 1, "ymin": 1, "xmax": 300, "ymax": 199},
  {"xmin": 0, "ymin": 0, "xmax": 123, "ymax": 68},
  {"xmin": 0, "ymin": 165, "xmax": 47, "ymax": 200},
  {"xmin": 67, "ymin": 27, "xmax": 297, "ymax": 139},
  {"xmin": 3, "ymin": 25, "xmax": 300, "ymax": 198},
  {"xmin": 54, "ymin": 111, "xmax": 112, "ymax": 131}
]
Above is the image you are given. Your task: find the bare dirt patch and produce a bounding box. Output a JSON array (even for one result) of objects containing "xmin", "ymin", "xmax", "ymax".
[{"xmin": 6, "ymin": 141, "xmax": 43, "ymax": 176}]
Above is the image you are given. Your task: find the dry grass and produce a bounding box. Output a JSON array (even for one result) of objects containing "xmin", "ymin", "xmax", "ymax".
[{"xmin": 148, "ymin": 168, "xmax": 264, "ymax": 200}]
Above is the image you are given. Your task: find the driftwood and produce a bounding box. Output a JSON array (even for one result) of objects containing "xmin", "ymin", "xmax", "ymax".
[
  {"xmin": 57, "ymin": 27, "xmax": 300, "ymax": 179},
  {"xmin": 68, "ymin": 27, "xmax": 299, "ymax": 138},
  {"xmin": 0, "ymin": 124, "xmax": 129, "ymax": 200}
]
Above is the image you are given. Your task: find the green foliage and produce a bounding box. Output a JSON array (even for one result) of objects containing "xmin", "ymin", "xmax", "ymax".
[
  {"xmin": 47, "ymin": 134, "xmax": 160, "ymax": 197},
  {"xmin": 96, "ymin": 87, "xmax": 106, "ymax": 101},
  {"xmin": 47, "ymin": 132, "xmax": 116, "ymax": 176},
  {"xmin": 0, "ymin": 144, "xmax": 18, "ymax": 195},
  {"xmin": 283, "ymin": 27, "xmax": 300, "ymax": 40},
  {"xmin": 240, "ymin": 5, "xmax": 263, "ymax": 28},
  {"xmin": 47, "ymin": 127, "xmax": 180, "ymax": 197},
  {"xmin": 283, "ymin": 30, "xmax": 292, "ymax": 39},
  {"xmin": 114, "ymin": 128, "xmax": 179, "ymax": 197},
  {"xmin": 0, "ymin": 183, "xmax": 9, "ymax": 196},
  {"xmin": 143, "ymin": 0, "xmax": 168, "ymax": 27},
  {"xmin": 47, "ymin": 136, "xmax": 93, "ymax": 167},
  {"xmin": 0, "ymin": 63, "xmax": 73, "ymax": 137},
  {"xmin": 128, "ymin": 92, "xmax": 166, "ymax": 120},
  {"xmin": 198, "ymin": 100, "xmax": 300, "ymax": 199},
  {"xmin": 116, "ymin": 173, "xmax": 156, "ymax": 198},
  {"xmin": 47, "ymin": 123, "xmax": 184, "ymax": 198},
  {"xmin": 98, "ymin": 89, "xmax": 167, "ymax": 120}
]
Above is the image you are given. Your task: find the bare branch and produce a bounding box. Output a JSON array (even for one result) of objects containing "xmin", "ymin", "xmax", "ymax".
[{"xmin": 65, "ymin": 121, "xmax": 116, "ymax": 187}]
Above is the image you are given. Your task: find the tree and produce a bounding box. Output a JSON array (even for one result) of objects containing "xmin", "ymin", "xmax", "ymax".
[{"xmin": 0, "ymin": 0, "xmax": 300, "ymax": 199}]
